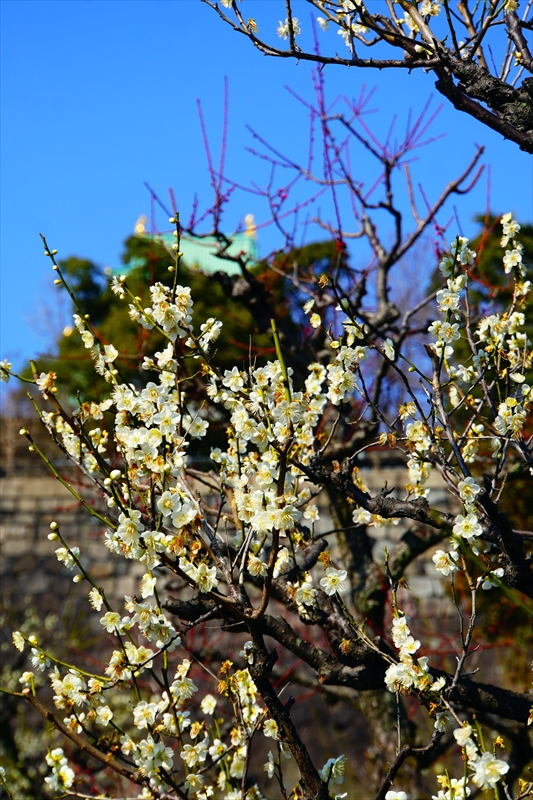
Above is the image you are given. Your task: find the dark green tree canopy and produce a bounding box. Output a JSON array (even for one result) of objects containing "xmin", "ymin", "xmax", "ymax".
[{"xmin": 31, "ymin": 234, "xmax": 347, "ymax": 404}]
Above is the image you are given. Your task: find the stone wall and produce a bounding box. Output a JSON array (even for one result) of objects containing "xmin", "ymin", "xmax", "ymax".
[
  {"xmin": 1, "ymin": 471, "xmax": 145, "ymax": 618},
  {"xmin": 0, "ymin": 458, "xmax": 453, "ymax": 616}
]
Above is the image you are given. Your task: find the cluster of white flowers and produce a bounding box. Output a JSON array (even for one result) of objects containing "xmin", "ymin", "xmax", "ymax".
[
  {"xmin": 431, "ymin": 775, "xmax": 470, "ymax": 800},
  {"xmin": 337, "ymin": 20, "xmax": 368, "ymax": 46},
  {"xmin": 44, "ymin": 748, "xmax": 75, "ymax": 792},
  {"xmin": 327, "ymin": 344, "xmax": 367, "ymax": 403},
  {"xmin": 7, "ymin": 213, "xmax": 528, "ymax": 798},
  {"xmin": 277, "ymin": 16, "xmax": 301, "ymax": 39},
  {"xmin": 290, "ymin": 571, "xmax": 318, "ymax": 617},
  {"xmin": 384, "ymin": 615, "xmax": 444, "ymax": 695},
  {"xmin": 206, "ymin": 359, "xmax": 329, "ymax": 569},
  {"xmin": 438, "ymin": 221, "xmax": 532, "ymax": 451},
  {"xmin": 446, "ymin": 724, "xmax": 509, "ymax": 792}
]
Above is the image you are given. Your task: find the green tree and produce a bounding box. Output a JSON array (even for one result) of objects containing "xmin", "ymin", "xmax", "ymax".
[{"xmin": 30, "ymin": 234, "xmax": 351, "ymax": 405}]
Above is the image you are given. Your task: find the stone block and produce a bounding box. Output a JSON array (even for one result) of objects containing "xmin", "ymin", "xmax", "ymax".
[
  {"xmin": 16, "ymin": 498, "xmax": 41, "ymax": 514},
  {"xmin": 114, "ymin": 575, "xmax": 136, "ymax": 599},
  {"xmin": 408, "ymin": 575, "xmax": 435, "ymax": 599},
  {"xmin": 14, "ymin": 572, "xmax": 49, "ymax": 595},
  {"xmin": 85, "ymin": 542, "xmax": 106, "ymax": 560},
  {"xmin": 34, "ymin": 541, "xmax": 54, "ymax": 558},
  {"xmin": 1, "ymin": 539, "xmax": 31, "ymax": 558},
  {"xmin": 0, "ymin": 523, "xmax": 28, "ymax": 542},
  {"xmin": 91, "ymin": 562, "xmax": 115, "ymax": 580}
]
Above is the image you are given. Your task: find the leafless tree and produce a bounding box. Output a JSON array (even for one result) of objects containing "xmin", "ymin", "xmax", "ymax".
[{"xmin": 203, "ymin": 0, "xmax": 533, "ymax": 153}]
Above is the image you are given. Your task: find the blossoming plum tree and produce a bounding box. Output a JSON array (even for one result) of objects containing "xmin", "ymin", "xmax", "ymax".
[{"xmin": 1, "ymin": 203, "xmax": 531, "ymax": 799}]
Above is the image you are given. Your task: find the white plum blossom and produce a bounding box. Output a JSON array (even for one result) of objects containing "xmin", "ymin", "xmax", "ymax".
[
  {"xmin": 96, "ymin": 705, "xmax": 113, "ymax": 726},
  {"xmin": 320, "ymin": 568, "xmax": 347, "ymax": 595},
  {"xmin": 192, "ymin": 562, "xmax": 218, "ymax": 593},
  {"xmin": 481, "ymin": 567, "xmax": 504, "ymax": 590},
  {"xmin": 133, "ymin": 700, "xmax": 159, "ymax": 729},
  {"xmin": 471, "ymin": 752, "xmax": 509, "ymax": 789},
  {"xmin": 277, "ymin": 17, "xmax": 301, "ymax": 39},
  {"xmin": 200, "ymin": 694, "xmax": 217, "ymax": 715},
  {"xmin": 432, "ymin": 777, "xmax": 470, "ymax": 800},
  {"xmin": 19, "ymin": 671, "xmax": 34, "ymax": 687},
  {"xmin": 30, "ymin": 648, "xmax": 50, "ymax": 672},
  {"xmin": 0, "ymin": 359, "xmax": 12, "ymax": 381},
  {"xmin": 264, "ymin": 751, "xmax": 275, "ymax": 779},
  {"xmin": 100, "ymin": 611, "xmax": 127, "ymax": 634},
  {"xmin": 453, "ymin": 724, "xmax": 473, "ymax": 747},
  {"xmin": 503, "ymin": 248, "xmax": 522, "ymax": 273},
  {"xmin": 381, "ymin": 338, "xmax": 396, "ymax": 360},
  {"xmin": 434, "ymin": 710, "xmax": 453, "ymax": 732},
  {"xmin": 248, "ymin": 553, "xmax": 269, "ymax": 577},
  {"xmin": 273, "ymin": 547, "xmax": 293, "ymax": 578},
  {"xmin": 55, "ymin": 546, "xmax": 80, "ymax": 571},
  {"xmin": 184, "ymin": 773, "xmax": 204, "ymax": 793},
  {"xmin": 180, "ymin": 736, "xmax": 209, "ymax": 768},
  {"xmin": 320, "ymin": 754, "xmax": 347, "ymax": 785},
  {"xmin": 457, "ymin": 477, "xmax": 481, "ymax": 504},
  {"xmin": 140, "ymin": 573, "xmax": 157, "ymax": 598},
  {"xmin": 452, "ymin": 513, "xmax": 482, "ymax": 540},
  {"xmin": 500, "ymin": 212, "xmax": 520, "ymax": 246},
  {"xmin": 103, "ymin": 344, "xmax": 119, "ymax": 363},
  {"xmin": 296, "ymin": 575, "xmax": 317, "ymax": 607},
  {"xmin": 263, "ymin": 719, "xmax": 279, "ymax": 739},
  {"xmin": 432, "ymin": 550, "xmax": 460, "ymax": 575}
]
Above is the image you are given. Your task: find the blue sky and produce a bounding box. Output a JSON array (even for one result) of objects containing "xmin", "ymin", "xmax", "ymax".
[{"xmin": 1, "ymin": 0, "xmax": 532, "ymax": 380}]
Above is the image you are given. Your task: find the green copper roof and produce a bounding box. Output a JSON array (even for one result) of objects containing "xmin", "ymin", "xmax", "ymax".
[
  {"xmin": 115, "ymin": 232, "xmax": 258, "ymax": 277},
  {"xmin": 171, "ymin": 233, "xmax": 257, "ymax": 276}
]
